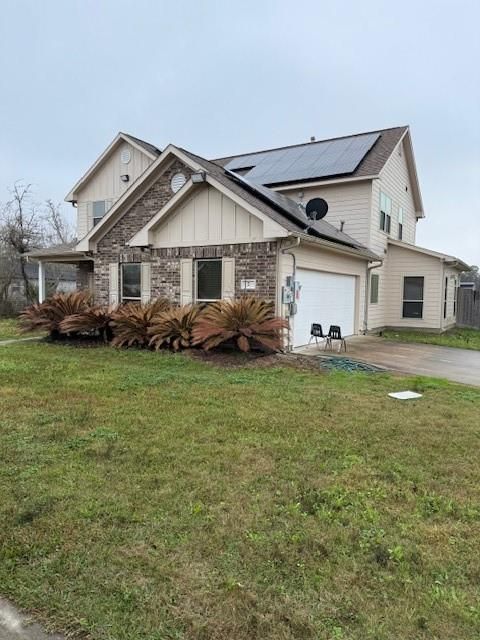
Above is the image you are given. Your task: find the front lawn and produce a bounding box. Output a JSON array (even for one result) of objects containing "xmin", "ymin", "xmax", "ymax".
[
  {"xmin": 383, "ymin": 327, "xmax": 480, "ymax": 351},
  {"xmin": 1, "ymin": 343, "xmax": 480, "ymax": 639},
  {"xmin": 0, "ymin": 317, "xmax": 45, "ymax": 341}
]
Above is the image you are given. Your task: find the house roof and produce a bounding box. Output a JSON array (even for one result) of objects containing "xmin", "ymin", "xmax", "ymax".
[
  {"xmin": 212, "ymin": 126, "xmax": 409, "ymax": 184},
  {"xmin": 179, "ymin": 148, "xmax": 379, "ymax": 258},
  {"xmin": 120, "ymin": 133, "xmax": 161, "ymax": 158},
  {"xmin": 26, "ymin": 243, "xmax": 92, "ymax": 263},
  {"xmin": 388, "ymin": 239, "xmax": 470, "ymax": 271}
]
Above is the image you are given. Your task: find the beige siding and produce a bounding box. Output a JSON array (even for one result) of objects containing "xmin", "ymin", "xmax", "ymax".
[
  {"xmin": 383, "ymin": 244, "xmax": 443, "ymax": 330},
  {"xmin": 76, "ymin": 142, "xmax": 154, "ymax": 238},
  {"xmin": 279, "ymin": 181, "xmax": 372, "ymax": 247},
  {"xmin": 370, "ymin": 138, "xmax": 418, "ymax": 256},
  {"xmin": 278, "ymin": 241, "xmax": 367, "ymax": 344},
  {"xmin": 152, "ymin": 185, "xmax": 264, "ymax": 247}
]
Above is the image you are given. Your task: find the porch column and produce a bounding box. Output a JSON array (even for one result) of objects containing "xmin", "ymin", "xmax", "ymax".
[{"xmin": 38, "ymin": 261, "xmax": 45, "ymax": 303}]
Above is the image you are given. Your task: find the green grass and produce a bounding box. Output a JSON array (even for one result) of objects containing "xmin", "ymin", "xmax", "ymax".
[
  {"xmin": 384, "ymin": 327, "xmax": 480, "ymax": 351},
  {"xmin": 1, "ymin": 343, "xmax": 480, "ymax": 639},
  {"xmin": 0, "ymin": 317, "xmax": 45, "ymax": 341}
]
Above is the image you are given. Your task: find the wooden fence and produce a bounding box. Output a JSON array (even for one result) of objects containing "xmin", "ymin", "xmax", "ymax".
[{"xmin": 457, "ymin": 289, "xmax": 480, "ymax": 329}]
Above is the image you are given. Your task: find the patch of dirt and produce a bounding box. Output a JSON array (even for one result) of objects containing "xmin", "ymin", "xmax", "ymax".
[{"xmin": 185, "ymin": 348, "xmax": 322, "ymax": 371}]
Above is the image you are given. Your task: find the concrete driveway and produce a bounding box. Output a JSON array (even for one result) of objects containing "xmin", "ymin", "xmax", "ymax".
[{"xmin": 298, "ymin": 336, "xmax": 480, "ymax": 387}]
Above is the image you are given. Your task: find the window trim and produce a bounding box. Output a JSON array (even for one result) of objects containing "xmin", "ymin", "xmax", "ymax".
[
  {"xmin": 443, "ymin": 276, "xmax": 448, "ymax": 319},
  {"xmin": 370, "ymin": 273, "xmax": 379, "ymax": 304},
  {"xmin": 379, "ymin": 191, "xmax": 392, "ymax": 234},
  {"xmin": 121, "ymin": 263, "xmax": 142, "ymax": 302},
  {"xmin": 402, "ymin": 276, "xmax": 424, "ymax": 319},
  {"xmin": 398, "ymin": 206, "xmax": 404, "ymax": 240},
  {"xmin": 92, "ymin": 200, "xmax": 106, "ymax": 227},
  {"xmin": 195, "ymin": 258, "xmax": 223, "ymax": 303}
]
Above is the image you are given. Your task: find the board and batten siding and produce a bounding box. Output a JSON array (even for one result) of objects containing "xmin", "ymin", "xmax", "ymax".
[
  {"xmin": 152, "ymin": 185, "xmax": 264, "ymax": 247},
  {"xmin": 279, "ymin": 181, "xmax": 372, "ymax": 248},
  {"xmin": 384, "ymin": 244, "xmax": 443, "ymax": 330},
  {"xmin": 76, "ymin": 142, "xmax": 154, "ymax": 239},
  {"xmin": 278, "ymin": 241, "xmax": 367, "ymax": 343}
]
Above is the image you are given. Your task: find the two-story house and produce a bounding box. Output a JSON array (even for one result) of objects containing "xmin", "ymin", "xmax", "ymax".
[{"xmin": 29, "ymin": 126, "xmax": 468, "ymax": 348}]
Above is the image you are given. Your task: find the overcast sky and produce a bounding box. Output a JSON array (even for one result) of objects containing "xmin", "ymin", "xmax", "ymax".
[{"xmin": 0, "ymin": 0, "xmax": 478, "ymax": 264}]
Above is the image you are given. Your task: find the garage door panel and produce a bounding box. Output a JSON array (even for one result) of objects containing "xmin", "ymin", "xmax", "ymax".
[{"xmin": 294, "ymin": 269, "xmax": 356, "ymax": 347}]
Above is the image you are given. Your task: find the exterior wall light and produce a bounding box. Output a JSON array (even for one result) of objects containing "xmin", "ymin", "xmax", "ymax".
[
  {"xmin": 191, "ymin": 171, "xmax": 207, "ymax": 184},
  {"xmin": 120, "ymin": 174, "xmax": 130, "ymax": 182}
]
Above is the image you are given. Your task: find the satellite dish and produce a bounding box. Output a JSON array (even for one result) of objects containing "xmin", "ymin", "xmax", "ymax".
[{"xmin": 305, "ymin": 198, "xmax": 328, "ymax": 220}]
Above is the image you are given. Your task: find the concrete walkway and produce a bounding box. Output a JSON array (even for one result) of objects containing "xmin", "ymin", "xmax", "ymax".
[
  {"xmin": 298, "ymin": 336, "xmax": 480, "ymax": 387},
  {"xmin": 0, "ymin": 598, "xmax": 64, "ymax": 640}
]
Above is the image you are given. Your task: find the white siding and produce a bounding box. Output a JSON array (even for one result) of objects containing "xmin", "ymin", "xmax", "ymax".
[
  {"xmin": 442, "ymin": 266, "xmax": 459, "ymax": 330},
  {"xmin": 279, "ymin": 181, "xmax": 372, "ymax": 247},
  {"xmin": 278, "ymin": 241, "xmax": 367, "ymax": 346},
  {"xmin": 152, "ymin": 185, "xmax": 264, "ymax": 247},
  {"xmin": 76, "ymin": 142, "xmax": 154, "ymax": 239}
]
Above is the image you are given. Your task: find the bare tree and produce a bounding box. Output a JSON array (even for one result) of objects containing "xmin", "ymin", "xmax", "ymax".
[
  {"xmin": 0, "ymin": 183, "xmax": 43, "ymax": 302},
  {"xmin": 43, "ymin": 199, "xmax": 75, "ymax": 245}
]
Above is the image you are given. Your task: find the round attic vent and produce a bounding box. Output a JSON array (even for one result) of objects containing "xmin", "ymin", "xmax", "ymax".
[
  {"xmin": 121, "ymin": 147, "xmax": 131, "ymax": 164},
  {"xmin": 171, "ymin": 172, "xmax": 187, "ymax": 193}
]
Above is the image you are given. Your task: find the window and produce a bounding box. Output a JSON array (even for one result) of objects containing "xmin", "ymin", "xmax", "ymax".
[
  {"xmin": 370, "ymin": 273, "xmax": 379, "ymax": 304},
  {"xmin": 196, "ymin": 259, "xmax": 222, "ymax": 302},
  {"xmin": 453, "ymin": 280, "xmax": 458, "ymax": 316},
  {"xmin": 403, "ymin": 276, "xmax": 424, "ymax": 318},
  {"xmin": 443, "ymin": 277, "xmax": 448, "ymax": 319},
  {"xmin": 380, "ymin": 192, "xmax": 392, "ymax": 234},
  {"xmin": 398, "ymin": 206, "xmax": 404, "ymax": 240},
  {"xmin": 92, "ymin": 200, "xmax": 106, "ymax": 226},
  {"xmin": 121, "ymin": 264, "xmax": 141, "ymax": 301}
]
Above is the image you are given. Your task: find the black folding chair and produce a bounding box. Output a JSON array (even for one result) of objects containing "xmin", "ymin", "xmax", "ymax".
[
  {"xmin": 327, "ymin": 325, "xmax": 347, "ymax": 352},
  {"xmin": 308, "ymin": 323, "xmax": 329, "ymax": 349}
]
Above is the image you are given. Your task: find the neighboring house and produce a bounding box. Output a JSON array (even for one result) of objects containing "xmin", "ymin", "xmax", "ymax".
[
  {"xmin": 28, "ymin": 127, "xmax": 469, "ymax": 348},
  {"xmin": 0, "ymin": 255, "xmax": 76, "ymax": 313}
]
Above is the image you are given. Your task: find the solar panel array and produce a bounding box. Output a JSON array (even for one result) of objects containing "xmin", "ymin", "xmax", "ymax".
[{"xmin": 224, "ymin": 132, "xmax": 379, "ymax": 185}]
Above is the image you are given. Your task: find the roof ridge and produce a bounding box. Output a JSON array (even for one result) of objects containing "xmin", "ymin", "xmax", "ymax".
[
  {"xmin": 211, "ymin": 125, "xmax": 409, "ymax": 163},
  {"xmin": 120, "ymin": 132, "xmax": 162, "ymax": 155}
]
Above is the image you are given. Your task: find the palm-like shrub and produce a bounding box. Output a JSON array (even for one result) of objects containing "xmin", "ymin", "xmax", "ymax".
[
  {"xmin": 59, "ymin": 306, "xmax": 114, "ymax": 342},
  {"xmin": 191, "ymin": 297, "xmax": 287, "ymax": 352},
  {"xmin": 19, "ymin": 291, "xmax": 92, "ymax": 338},
  {"xmin": 148, "ymin": 304, "xmax": 203, "ymax": 351},
  {"xmin": 110, "ymin": 298, "xmax": 171, "ymax": 348}
]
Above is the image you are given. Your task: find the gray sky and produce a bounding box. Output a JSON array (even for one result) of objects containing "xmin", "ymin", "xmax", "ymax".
[{"xmin": 0, "ymin": 0, "xmax": 479, "ymax": 265}]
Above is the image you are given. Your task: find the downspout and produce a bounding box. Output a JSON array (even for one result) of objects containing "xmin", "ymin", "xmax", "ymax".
[
  {"xmin": 364, "ymin": 259, "xmax": 383, "ymax": 334},
  {"xmin": 280, "ymin": 236, "xmax": 301, "ymax": 351}
]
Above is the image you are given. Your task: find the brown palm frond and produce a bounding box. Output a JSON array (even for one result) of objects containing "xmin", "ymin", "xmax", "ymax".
[
  {"xmin": 191, "ymin": 297, "xmax": 287, "ymax": 352},
  {"xmin": 148, "ymin": 304, "xmax": 203, "ymax": 351},
  {"xmin": 18, "ymin": 291, "xmax": 92, "ymax": 336},
  {"xmin": 59, "ymin": 305, "xmax": 115, "ymax": 342},
  {"xmin": 110, "ymin": 298, "xmax": 171, "ymax": 348}
]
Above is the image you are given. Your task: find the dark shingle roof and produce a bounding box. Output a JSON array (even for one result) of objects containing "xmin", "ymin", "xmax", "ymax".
[
  {"xmin": 179, "ymin": 147, "xmax": 379, "ymax": 260},
  {"xmin": 212, "ymin": 126, "xmax": 408, "ymax": 185},
  {"xmin": 122, "ymin": 133, "xmax": 162, "ymax": 157}
]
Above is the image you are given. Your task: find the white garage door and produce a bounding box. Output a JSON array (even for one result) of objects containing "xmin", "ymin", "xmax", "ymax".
[{"xmin": 294, "ymin": 269, "xmax": 356, "ymax": 347}]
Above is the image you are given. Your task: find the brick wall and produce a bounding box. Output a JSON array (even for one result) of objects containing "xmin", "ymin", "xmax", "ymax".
[
  {"xmin": 92, "ymin": 159, "xmax": 278, "ymax": 304},
  {"xmin": 76, "ymin": 262, "xmax": 93, "ymax": 290}
]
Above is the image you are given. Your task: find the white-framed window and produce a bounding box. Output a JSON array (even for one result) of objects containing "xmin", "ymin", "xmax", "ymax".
[
  {"xmin": 403, "ymin": 276, "xmax": 424, "ymax": 318},
  {"xmin": 398, "ymin": 206, "xmax": 404, "ymax": 240},
  {"xmin": 195, "ymin": 259, "xmax": 222, "ymax": 302},
  {"xmin": 380, "ymin": 192, "xmax": 392, "ymax": 234},
  {"xmin": 92, "ymin": 200, "xmax": 106, "ymax": 226},
  {"xmin": 453, "ymin": 278, "xmax": 458, "ymax": 316},
  {"xmin": 443, "ymin": 276, "xmax": 448, "ymax": 319},
  {"xmin": 121, "ymin": 263, "xmax": 141, "ymax": 302},
  {"xmin": 370, "ymin": 273, "xmax": 379, "ymax": 304}
]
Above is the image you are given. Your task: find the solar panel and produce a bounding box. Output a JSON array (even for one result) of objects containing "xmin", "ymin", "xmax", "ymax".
[{"xmin": 225, "ymin": 132, "xmax": 379, "ymax": 185}]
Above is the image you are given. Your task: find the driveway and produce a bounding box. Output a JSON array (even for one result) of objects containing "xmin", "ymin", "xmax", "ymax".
[
  {"xmin": 298, "ymin": 336, "xmax": 480, "ymax": 386},
  {"xmin": 0, "ymin": 598, "xmax": 64, "ymax": 640}
]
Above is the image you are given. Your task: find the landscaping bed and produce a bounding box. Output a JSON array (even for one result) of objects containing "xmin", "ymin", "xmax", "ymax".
[{"xmin": 1, "ymin": 341, "xmax": 480, "ymax": 639}]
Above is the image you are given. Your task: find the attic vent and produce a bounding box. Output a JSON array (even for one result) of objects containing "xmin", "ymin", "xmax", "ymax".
[
  {"xmin": 121, "ymin": 147, "xmax": 131, "ymax": 164},
  {"xmin": 171, "ymin": 172, "xmax": 187, "ymax": 193}
]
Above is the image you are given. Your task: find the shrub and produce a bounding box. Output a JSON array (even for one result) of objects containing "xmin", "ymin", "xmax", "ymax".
[
  {"xmin": 148, "ymin": 304, "xmax": 203, "ymax": 351},
  {"xmin": 18, "ymin": 292, "xmax": 92, "ymax": 338},
  {"xmin": 59, "ymin": 306, "xmax": 114, "ymax": 342},
  {"xmin": 110, "ymin": 298, "xmax": 171, "ymax": 348},
  {"xmin": 191, "ymin": 297, "xmax": 287, "ymax": 352}
]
